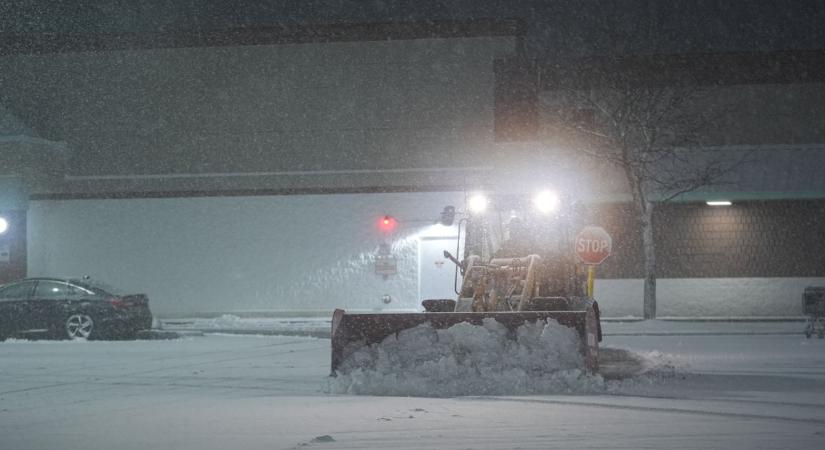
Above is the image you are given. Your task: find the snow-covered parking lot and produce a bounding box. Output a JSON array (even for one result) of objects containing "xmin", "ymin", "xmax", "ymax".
[{"xmin": 1, "ymin": 331, "xmax": 824, "ymax": 450}]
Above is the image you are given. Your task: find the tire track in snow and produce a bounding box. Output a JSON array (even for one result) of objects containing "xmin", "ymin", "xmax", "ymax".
[
  {"xmin": 463, "ymin": 396, "xmax": 825, "ymax": 425},
  {"xmin": 0, "ymin": 339, "xmax": 327, "ymax": 396},
  {"xmin": 606, "ymin": 391, "xmax": 825, "ymax": 410},
  {"xmin": 0, "ymin": 382, "xmax": 78, "ymax": 396},
  {"xmin": 1, "ymin": 338, "xmax": 324, "ymax": 378}
]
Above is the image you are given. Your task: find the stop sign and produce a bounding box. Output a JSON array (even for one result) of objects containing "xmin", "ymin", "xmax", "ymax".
[{"xmin": 575, "ymin": 226, "xmax": 612, "ymax": 265}]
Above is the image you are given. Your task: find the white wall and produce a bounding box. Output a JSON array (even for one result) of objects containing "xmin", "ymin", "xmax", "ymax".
[
  {"xmin": 28, "ymin": 194, "xmax": 821, "ymax": 318},
  {"xmin": 28, "ymin": 192, "xmax": 463, "ymax": 317},
  {"xmin": 595, "ymin": 278, "xmax": 823, "ymax": 317}
]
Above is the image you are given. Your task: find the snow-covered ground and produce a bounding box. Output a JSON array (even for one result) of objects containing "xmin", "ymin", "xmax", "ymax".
[
  {"xmin": 1, "ymin": 331, "xmax": 824, "ymax": 449},
  {"xmin": 160, "ymin": 315, "xmax": 808, "ymax": 337}
]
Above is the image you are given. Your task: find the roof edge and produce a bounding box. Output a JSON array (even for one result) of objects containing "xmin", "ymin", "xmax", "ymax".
[{"xmin": 1, "ymin": 18, "xmax": 525, "ymax": 56}]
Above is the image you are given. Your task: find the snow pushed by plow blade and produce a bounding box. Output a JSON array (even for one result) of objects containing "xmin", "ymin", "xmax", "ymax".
[{"xmin": 329, "ymin": 318, "xmax": 605, "ymax": 396}]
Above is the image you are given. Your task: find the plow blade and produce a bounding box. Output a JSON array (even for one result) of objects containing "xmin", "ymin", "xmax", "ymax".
[{"xmin": 330, "ymin": 307, "xmax": 600, "ymax": 375}]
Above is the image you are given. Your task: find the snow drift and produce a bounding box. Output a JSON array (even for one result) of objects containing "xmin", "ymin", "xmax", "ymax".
[{"xmin": 328, "ymin": 318, "xmax": 604, "ymax": 396}]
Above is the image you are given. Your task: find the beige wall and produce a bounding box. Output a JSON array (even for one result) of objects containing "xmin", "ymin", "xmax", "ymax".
[
  {"xmin": 0, "ymin": 37, "xmax": 516, "ymax": 193},
  {"xmin": 538, "ymin": 83, "xmax": 825, "ymax": 148}
]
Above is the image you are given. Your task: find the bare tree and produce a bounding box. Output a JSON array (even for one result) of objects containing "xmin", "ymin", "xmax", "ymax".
[{"xmin": 539, "ymin": 72, "xmax": 750, "ymax": 318}]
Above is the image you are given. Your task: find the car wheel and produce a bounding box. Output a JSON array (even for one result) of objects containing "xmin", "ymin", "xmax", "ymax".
[{"xmin": 65, "ymin": 314, "xmax": 94, "ymax": 340}]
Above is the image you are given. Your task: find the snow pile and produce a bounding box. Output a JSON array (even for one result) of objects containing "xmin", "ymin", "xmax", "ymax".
[
  {"xmin": 1, "ymin": 338, "xmax": 91, "ymax": 344},
  {"xmin": 190, "ymin": 314, "xmax": 247, "ymax": 329},
  {"xmin": 328, "ymin": 318, "xmax": 604, "ymax": 397},
  {"xmin": 182, "ymin": 315, "xmax": 329, "ymax": 332},
  {"xmin": 601, "ymin": 350, "xmax": 684, "ymax": 394}
]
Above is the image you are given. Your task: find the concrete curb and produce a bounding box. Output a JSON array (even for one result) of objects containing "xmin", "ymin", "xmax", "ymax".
[
  {"xmin": 605, "ymin": 331, "xmax": 806, "ymax": 336},
  {"xmin": 188, "ymin": 329, "xmax": 330, "ymax": 338},
  {"xmin": 602, "ymin": 317, "xmax": 807, "ymax": 322}
]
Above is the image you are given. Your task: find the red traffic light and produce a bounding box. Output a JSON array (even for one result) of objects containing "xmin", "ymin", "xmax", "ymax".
[{"xmin": 378, "ymin": 215, "xmax": 397, "ymax": 232}]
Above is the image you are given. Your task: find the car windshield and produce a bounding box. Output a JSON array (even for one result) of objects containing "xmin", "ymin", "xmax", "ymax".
[{"xmin": 1, "ymin": 2, "xmax": 824, "ymax": 450}]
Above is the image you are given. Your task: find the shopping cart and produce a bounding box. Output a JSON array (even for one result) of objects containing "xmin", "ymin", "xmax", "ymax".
[{"xmin": 803, "ymin": 286, "xmax": 825, "ymax": 339}]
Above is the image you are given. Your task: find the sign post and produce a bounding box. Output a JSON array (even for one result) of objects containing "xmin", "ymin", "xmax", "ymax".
[
  {"xmin": 575, "ymin": 226, "xmax": 613, "ymax": 298},
  {"xmin": 586, "ymin": 266, "xmax": 596, "ymax": 297}
]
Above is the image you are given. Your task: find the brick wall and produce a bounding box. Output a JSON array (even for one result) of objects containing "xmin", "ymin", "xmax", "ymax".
[{"xmin": 588, "ymin": 200, "xmax": 825, "ymax": 279}]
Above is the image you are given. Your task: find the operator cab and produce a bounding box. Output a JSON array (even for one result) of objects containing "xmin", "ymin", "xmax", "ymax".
[{"xmin": 431, "ymin": 190, "xmax": 590, "ymax": 313}]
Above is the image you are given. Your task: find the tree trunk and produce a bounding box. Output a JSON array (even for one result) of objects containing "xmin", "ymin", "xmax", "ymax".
[{"xmin": 641, "ymin": 202, "xmax": 657, "ymax": 319}]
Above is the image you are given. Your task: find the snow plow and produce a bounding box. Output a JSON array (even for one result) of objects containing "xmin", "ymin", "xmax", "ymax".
[{"xmin": 331, "ymin": 190, "xmax": 603, "ymax": 375}]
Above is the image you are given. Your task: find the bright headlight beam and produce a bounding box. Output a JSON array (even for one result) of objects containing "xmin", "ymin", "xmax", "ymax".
[
  {"xmin": 533, "ymin": 190, "xmax": 560, "ymax": 214},
  {"xmin": 468, "ymin": 193, "xmax": 488, "ymax": 214},
  {"xmin": 706, "ymin": 200, "xmax": 732, "ymax": 206},
  {"xmin": 0, "ymin": 217, "xmax": 8, "ymax": 234}
]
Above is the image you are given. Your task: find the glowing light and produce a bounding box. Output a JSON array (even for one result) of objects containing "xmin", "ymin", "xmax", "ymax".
[
  {"xmin": 533, "ymin": 190, "xmax": 560, "ymax": 214},
  {"xmin": 379, "ymin": 215, "xmax": 397, "ymax": 232},
  {"xmin": 0, "ymin": 217, "xmax": 7, "ymax": 234},
  {"xmin": 706, "ymin": 200, "xmax": 732, "ymax": 206},
  {"xmin": 468, "ymin": 193, "xmax": 488, "ymax": 214}
]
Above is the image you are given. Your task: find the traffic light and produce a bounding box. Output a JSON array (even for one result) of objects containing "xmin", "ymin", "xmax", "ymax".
[{"xmin": 439, "ymin": 206, "xmax": 455, "ymax": 226}]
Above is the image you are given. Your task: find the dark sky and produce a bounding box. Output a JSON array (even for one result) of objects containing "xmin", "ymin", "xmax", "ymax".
[{"xmin": 2, "ymin": 0, "xmax": 824, "ymax": 57}]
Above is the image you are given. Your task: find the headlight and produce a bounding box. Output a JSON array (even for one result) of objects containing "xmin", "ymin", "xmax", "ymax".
[
  {"xmin": 533, "ymin": 190, "xmax": 560, "ymax": 214},
  {"xmin": 468, "ymin": 193, "xmax": 488, "ymax": 214}
]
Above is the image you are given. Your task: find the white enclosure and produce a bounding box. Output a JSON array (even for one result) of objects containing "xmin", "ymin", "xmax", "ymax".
[
  {"xmin": 25, "ymin": 193, "xmax": 821, "ymax": 318},
  {"xmin": 27, "ymin": 192, "xmax": 463, "ymax": 317},
  {"xmin": 418, "ymin": 236, "xmax": 462, "ymax": 301}
]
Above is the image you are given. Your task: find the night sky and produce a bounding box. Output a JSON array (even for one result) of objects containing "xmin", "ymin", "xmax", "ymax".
[{"xmin": 2, "ymin": 0, "xmax": 824, "ymax": 58}]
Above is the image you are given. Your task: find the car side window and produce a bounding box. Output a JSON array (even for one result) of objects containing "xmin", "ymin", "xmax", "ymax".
[
  {"xmin": 0, "ymin": 281, "xmax": 36, "ymax": 300},
  {"xmin": 67, "ymin": 283, "xmax": 96, "ymax": 298},
  {"xmin": 34, "ymin": 281, "xmax": 71, "ymax": 299}
]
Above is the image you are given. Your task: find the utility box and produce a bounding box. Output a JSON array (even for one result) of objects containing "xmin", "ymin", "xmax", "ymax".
[{"xmin": 803, "ymin": 286, "xmax": 825, "ymax": 316}]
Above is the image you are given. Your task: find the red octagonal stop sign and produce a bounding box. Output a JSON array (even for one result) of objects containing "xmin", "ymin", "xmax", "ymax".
[{"xmin": 575, "ymin": 226, "xmax": 613, "ymax": 265}]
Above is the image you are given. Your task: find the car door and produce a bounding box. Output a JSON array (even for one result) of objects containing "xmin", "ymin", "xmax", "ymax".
[
  {"xmin": 0, "ymin": 281, "xmax": 37, "ymax": 336},
  {"xmin": 30, "ymin": 280, "xmax": 80, "ymax": 332}
]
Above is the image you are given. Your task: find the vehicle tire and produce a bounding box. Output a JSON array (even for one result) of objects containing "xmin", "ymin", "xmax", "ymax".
[
  {"xmin": 116, "ymin": 327, "xmax": 139, "ymax": 340},
  {"xmin": 422, "ymin": 299, "xmax": 456, "ymax": 312},
  {"xmin": 65, "ymin": 313, "xmax": 95, "ymax": 340},
  {"xmin": 525, "ymin": 297, "xmax": 570, "ymax": 311}
]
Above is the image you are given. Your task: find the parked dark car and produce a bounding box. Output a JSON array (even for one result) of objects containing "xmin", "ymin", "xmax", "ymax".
[{"xmin": 0, "ymin": 278, "xmax": 152, "ymax": 340}]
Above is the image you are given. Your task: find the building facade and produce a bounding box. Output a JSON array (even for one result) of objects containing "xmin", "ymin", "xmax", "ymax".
[{"xmin": 2, "ymin": 19, "xmax": 824, "ymax": 317}]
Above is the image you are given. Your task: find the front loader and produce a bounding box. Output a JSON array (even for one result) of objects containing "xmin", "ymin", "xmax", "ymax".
[{"xmin": 331, "ymin": 191, "xmax": 602, "ymax": 374}]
